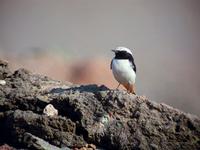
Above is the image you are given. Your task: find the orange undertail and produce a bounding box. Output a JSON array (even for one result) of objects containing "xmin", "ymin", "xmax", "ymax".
[{"xmin": 122, "ymin": 83, "xmax": 136, "ymax": 95}]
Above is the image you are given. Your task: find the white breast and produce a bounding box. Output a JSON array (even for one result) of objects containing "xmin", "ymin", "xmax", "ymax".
[{"xmin": 111, "ymin": 59, "xmax": 136, "ymax": 84}]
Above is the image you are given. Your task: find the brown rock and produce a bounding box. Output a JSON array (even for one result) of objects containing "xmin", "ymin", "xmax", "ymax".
[{"xmin": 0, "ymin": 144, "xmax": 13, "ymax": 150}]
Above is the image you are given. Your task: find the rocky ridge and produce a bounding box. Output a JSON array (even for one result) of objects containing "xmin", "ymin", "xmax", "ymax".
[{"xmin": 0, "ymin": 60, "xmax": 200, "ymax": 150}]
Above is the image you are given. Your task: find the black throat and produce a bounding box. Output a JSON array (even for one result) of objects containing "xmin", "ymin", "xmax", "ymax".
[{"xmin": 114, "ymin": 51, "xmax": 137, "ymax": 73}]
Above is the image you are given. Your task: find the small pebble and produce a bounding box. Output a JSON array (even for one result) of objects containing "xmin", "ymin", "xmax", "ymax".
[
  {"xmin": 0, "ymin": 80, "xmax": 6, "ymax": 85},
  {"xmin": 43, "ymin": 104, "xmax": 58, "ymax": 117},
  {"xmin": 88, "ymin": 144, "xmax": 96, "ymax": 149}
]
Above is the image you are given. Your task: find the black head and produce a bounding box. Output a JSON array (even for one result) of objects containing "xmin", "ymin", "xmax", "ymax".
[{"xmin": 113, "ymin": 50, "xmax": 134, "ymax": 60}]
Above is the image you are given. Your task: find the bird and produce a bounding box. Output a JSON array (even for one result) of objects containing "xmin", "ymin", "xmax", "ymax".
[{"xmin": 110, "ymin": 46, "xmax": 137, "ymax": 94}]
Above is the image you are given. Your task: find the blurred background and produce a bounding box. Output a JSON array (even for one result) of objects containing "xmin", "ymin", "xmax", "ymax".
[{"xmin": 0, "ymin": 0, "xmax": 200, "ymax": 116}]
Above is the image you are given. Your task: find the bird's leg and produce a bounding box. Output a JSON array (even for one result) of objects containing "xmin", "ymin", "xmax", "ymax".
[
  {"xmin": 127, "ymin": 85, "xmax": 131, "ymax": 94},
  {"xmin": 129, "ymin": 84, "xmax": 136, "ymax": 95},
  {"xmin": 132, "ymin": 84, "xmax": 136, "ymax": 95},
  {"xmin": 116, "ymin": 83, "xmax": 121, "ymax": 89}
]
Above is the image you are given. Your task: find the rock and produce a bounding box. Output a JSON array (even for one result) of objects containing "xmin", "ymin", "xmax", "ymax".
[
  {"xmin": 0, "ymin": 59, "xmax": 200, "ymax": 150},
  {"xmin": 43, "ymin": 104, "xmax": 58, "ymax": 117},
  {"xmin": 0, "ymin": 60, "xmax": 12, "ymax": 79},
  {"xmin": 87, "ymin": 144, "xmax": 96, "ymax": 149},
  {"xmin": 0, "ymin": 80, "xmax": 6, "ymax": 85},
  {"xmin": 23, "ymin": 132, "xmax": 71, "ymax": 150},
  {"xmin": 5, "ymin": 110, "xmax": 85, "ymax": 148},
  {"xmin": 0, "ymin": 144, "xmax": 14, "ymax": 150}
]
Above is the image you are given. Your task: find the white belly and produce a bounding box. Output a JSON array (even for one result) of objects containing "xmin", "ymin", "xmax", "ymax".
[{"xmin": 112, "ymin": 59, "xmax": 136, "ymax": 84}]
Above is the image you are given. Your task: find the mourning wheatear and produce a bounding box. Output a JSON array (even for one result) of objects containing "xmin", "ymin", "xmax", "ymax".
[{"xmin": 111, "ymin": 47, "xmax": 136, "ymax": 94}]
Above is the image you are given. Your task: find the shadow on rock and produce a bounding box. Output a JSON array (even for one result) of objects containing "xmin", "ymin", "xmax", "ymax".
[{"xmin": 49, "ymin": 84, "xmax": 109, "ymax": 94}]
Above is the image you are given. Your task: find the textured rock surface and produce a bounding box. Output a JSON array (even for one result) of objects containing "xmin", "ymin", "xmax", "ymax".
[{"xmin": 0, "ymin": 59, "xmax": 200, "ymax": 150}]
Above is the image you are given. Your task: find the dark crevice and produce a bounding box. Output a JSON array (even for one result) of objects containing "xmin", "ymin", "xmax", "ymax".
[
  {"xmin": 0, "ymin": 116, "xmax": 27, "ymax": 149},
  {"xmin": 75, "ymin": 124, "xmax": 89, "ymax": 140},
  {"xmin": 175, "ymin": 125, "xmax": 180, "ymax": 132},
  {"xmin": 0, "ymin": 116, "xmax": 5, "ymax": 145},
  {"xmin": 51, "ymin": 98, "xmax": 82, "ymax": 122},
  {"xmin": 187, "ymin": 120, "xmax": 196, "ymax": 130}
]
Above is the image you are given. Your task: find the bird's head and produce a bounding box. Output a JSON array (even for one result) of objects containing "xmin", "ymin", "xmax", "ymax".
[{"xmin": 111, "ymin": 46, "xmax": 133, "ymax": 57}]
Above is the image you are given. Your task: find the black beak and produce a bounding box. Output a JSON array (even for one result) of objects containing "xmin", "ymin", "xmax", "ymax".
[{"xmin": 111, "ymin": 49, "xmax": 117, "ymax": 53}]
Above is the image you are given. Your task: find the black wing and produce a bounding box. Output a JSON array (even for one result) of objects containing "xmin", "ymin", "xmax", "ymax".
[
  {"xmin": 129, "ymin": 57, "xmax": 136, "ymax": 73},
  {"xmin": 110, "ymin": 59, "xmax": 113, "ymax": 69}
]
